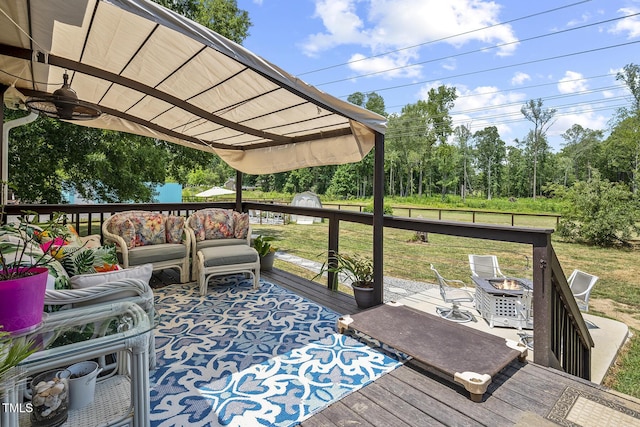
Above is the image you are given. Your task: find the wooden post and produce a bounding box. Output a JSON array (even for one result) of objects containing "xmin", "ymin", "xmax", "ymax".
[
  {"xmin": 373, "ymin": 132, "xmax": 385, "ymax": 305},
  {"xmin": 235, "ymin": 170, "xmax": 243, "ymax": 213},
  {"xmin": 532, "ymin": 234, "xmax": 553, "ymax": 367},
  {"xmin": 327, "ymin": 213, "xmax": 339, "ymax": 290}
]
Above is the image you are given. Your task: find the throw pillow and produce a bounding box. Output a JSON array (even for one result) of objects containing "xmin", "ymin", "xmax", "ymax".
[
  {"xmin": 198, "ymin": 209, "xmax": 235, "ymax": 239},
  {"xmin": 59, "ymin": 244, "xmax": 120, "ymax": 277},
  {"xmin": 165, "ymin": 215, "xmax": 185, "ymax": 244},
  {"xmin": 107, "ymin": 215, "xmax": 135, "ymax": 249},
  {"xmin": 233, "ymin": 211, "xmax": 250, "ymax": 239},
  {"xmin": 188, "ymin": 214, "xmax": 205, "ymax": 242},
  {"xmin": 70, "ymin": 263, "xmax": 153, "ymax": 289},
  {"xmin": 130, "ymin": 212, "xmax": 166, "ymax": 247}
]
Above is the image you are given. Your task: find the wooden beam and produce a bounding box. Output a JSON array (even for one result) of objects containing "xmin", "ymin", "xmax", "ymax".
[{"xmin": 373, "ymin": 131, "xmax": 385, "ymax": 305}]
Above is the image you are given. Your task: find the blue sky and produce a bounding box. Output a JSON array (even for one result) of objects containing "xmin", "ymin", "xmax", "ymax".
[{"xmin": 238, "ymin": 0, "xmax": 640, "ymax": 152}]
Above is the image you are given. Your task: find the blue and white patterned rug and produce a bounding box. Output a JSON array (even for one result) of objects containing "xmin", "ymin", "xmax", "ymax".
[{"xmin": 150, "ymin": 276, "xmax": 404, "ymax": 427}]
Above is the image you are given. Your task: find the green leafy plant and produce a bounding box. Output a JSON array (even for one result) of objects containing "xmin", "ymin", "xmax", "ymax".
[
  {"xmin": 554, "ymin": 172, "xmax": 640, "ymax": 247},
  {"xmin": 0, "ymin": 329, "xmax": 37, "ymax": 390},
  {"xmin": 253, "ymin": 235, "xmax": 277, "ymax": 257},
  {"xmin": 315, "ymin": 251, "xmax": 374, "ymax": 289},
  {"xmin": 0, "ymin": 210, "xmax": 78, "ymax": 280}
]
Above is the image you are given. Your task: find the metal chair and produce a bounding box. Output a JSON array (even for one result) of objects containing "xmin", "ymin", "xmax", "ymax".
[
  {"xmin": 468, "ymin": 254, "xmax": 506, "ymax": 279},
  {"xmin": 515, "ymin": 288, "xmax": 534, "ymax": 350},
  {"xmin": 430, "ymin": 264, "xmax": 475, "ymax": 323},
  {"xmin": 568, "ymin": 269, "xmax": 599, "ymax": 312}
]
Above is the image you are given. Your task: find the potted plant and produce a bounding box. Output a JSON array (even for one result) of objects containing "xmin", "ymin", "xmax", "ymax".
[
  {"xmin": 316, "ymin": 252, "xmax": 376, "ymax": 309},
  {"xmin": 253, "ymin": 235, "xmax": 277, "ymax": 271},
  {"xmin": 0, "ymin": 211, "xmax": 74, "ymax": 333}
]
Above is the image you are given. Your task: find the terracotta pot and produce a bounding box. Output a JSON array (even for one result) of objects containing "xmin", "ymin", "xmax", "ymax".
[
  {"xmin": 352, "ymin": 282, "xmax": 376, "ymax": 309},
  {"xmin": 0, "ymin": 267, "xmax": 49, "ymax": 333}
]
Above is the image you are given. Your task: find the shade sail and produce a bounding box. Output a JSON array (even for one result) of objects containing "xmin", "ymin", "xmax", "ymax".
[
  {"xmin": 195, "ymin": 186, "xmax": 234, "ymax": 197},
  {"xmin": 0, "ymin": 0, "xmax": 386, "ymax": 174}
]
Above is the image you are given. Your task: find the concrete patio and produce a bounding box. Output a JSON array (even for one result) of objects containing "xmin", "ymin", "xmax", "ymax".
[{"xmin": 395, "ymin": 286, "xmax": 629, "ymax": 384}]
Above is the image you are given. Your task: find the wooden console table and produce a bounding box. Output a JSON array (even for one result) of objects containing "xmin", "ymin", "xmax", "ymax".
[{"xmin": 0, "ymin": 301, "xmax": 151, "ymax": 427}]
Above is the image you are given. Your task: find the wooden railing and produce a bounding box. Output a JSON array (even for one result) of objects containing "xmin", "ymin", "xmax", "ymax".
[{"xmin": 2, "ymin": 201, "xmax": 592, "ymax": 379}]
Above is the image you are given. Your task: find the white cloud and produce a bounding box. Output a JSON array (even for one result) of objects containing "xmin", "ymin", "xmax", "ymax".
[
  {"xmin": 511, "ymin": 72, "xmax": 530, "ymax": 86},
  {"xmin": 608, "ymin": 7, "xmax": 640, "ymax": 38},
  {"xmin": 347, "ymin": 51, "xmax": 422, "ymax": 79},
  {"xmin": 253, "ymin": 0, "xmax": 263, "ymax": 5},
  {"xmin": 301, "ymin": 0, "xmax": 520, "ymax": 63},
  {"xmin": 548, "ymin": 109, "xmax": 608, "ymax": 139},
  {"xmin": 567, "ymin": 13, "xmax": 591, "ymax": 27},
  {"xmin": 431, "ymin": 83, "xmax": 527, "ymax": 139},
  {"xmin": 558, "ymin": 71, "xmax": 588, "ymax": 94}
]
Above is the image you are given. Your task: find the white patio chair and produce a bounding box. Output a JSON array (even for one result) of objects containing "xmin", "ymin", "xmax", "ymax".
[
  {"xmin": 468, "ymin": 254, "xmax": 506, "ymax": 279},
  {"xmin": 568, "ymin": 269, "xmax": 599, "ymax": 312},
  {"xmin": 515, "ymin": 288, "xmax": 534, "ymax": 350},
  {"xmin": 430, "ymin": 264, "xmax": 475, "ymax": 323}
]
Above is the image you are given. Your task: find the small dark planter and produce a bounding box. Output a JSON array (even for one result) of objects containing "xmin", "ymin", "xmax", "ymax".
[
  {"xmin": 352, "ymin": 282, "xmax": 375, "ymax": 309},
  {"xmin": 260, "ymin": 252, "xmax": 275, "ymax": 271}
]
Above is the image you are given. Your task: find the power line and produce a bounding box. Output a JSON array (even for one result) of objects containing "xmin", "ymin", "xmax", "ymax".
[
  {"xmin": 315, "ymin": 12, "xmax": 638, "ymax": 86},
  {"xmin": 336, "ymin": 40, "xmax": 640, "ymax": 98},
  {"xmin": 296, "ymin": 0, "xmax": 592, "ymax": 77}
]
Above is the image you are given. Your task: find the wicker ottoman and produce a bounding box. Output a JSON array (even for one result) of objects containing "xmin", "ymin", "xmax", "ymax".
[{"xmin": 196, "ymin": 246, "xmax": 260, "ymax": 296}]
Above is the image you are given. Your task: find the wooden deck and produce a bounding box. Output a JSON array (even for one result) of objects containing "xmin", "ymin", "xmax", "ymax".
[
  {"xmin": 150, "ymin": 269, "xmax": 640, "ymax": 426},
  {"xmin": 260, "ymin": 269, "xmax": 640, "ymax": 427}
]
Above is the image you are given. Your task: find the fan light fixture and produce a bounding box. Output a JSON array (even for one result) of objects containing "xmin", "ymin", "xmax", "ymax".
[{"xmin": 25, "ymin": 72, "xmax": 101, "ymax": 120}]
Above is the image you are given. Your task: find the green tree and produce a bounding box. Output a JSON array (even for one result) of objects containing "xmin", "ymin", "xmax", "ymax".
[
  {"xmin": 601, "ymin": 116, "xmax": 640, "ymax": 193},
  {"xmin": 326, "ymin": 164, "xmax": 359, "ymax": 198},
  {"xmin": 454, "ymin": 125, "xmax": 473, "ymax": 201},
  {"xmin": 521, "ymin": 99, "xmax": 556, "ymax": 199},
  {"xmin": 433, "ymin": 143, "xmax": 460, "ymax": 200},
  {"xmin": 616, "ymin": 63, "xmax": 640, "ymax": 113},
  {"xmin": 421, "ymin": 86, "xmax": 457, "ymax": 196},
  {"xmin": 4, "ymin": 0, "xmax": 252, "ymax": 203},
  {"xmin": 559, "ymin": 124, "xmax": 603, "ymax": 185},
  {"xmin": 153, "ymin": 0, "xmax": 251, "ymax": 43},
  {"xmin": 473, "ymin": 126, "xmax": 505, "ymax": 200},
  {"xmin": 556, "ymin": 171, "xmax": 639, "ymax": 247},
  {"xmin": 604, "ymin": 63, "xmax": 640, "ymax": 194},
  {"xmin": 503, "ymin": 146, "xmax": 529, "ymax": 198}
]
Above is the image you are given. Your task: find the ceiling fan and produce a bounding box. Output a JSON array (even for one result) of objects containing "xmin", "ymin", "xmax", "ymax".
[{"xmin": 24, "ymin": 72, "xmax": 101, "ymax": 121}]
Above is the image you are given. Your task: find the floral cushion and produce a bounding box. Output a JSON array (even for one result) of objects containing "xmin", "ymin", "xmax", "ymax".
[
  {"xmin": 165, "ymin": 215, "xmax": 185, "ymax": 244},
  {"xmin": 37, "ymin": 224, "xmax": 84, "ymax": 247},
  {"xmin": 233, "ymin": 211, "xmax": 249, "ymax": 239},
  {"xmin": 130, "ymin": 212, "xmax": 166, "ymax": 247},
  {"xmin": 194, "ymin": 209, "xmax": 235, "ymax": 240},
  {"xmin": 58, "ymin": 244, "xmax": 120, "ymax": 277},
  {"xmin": 106, "ymin": 215, "xmax": 136, "ymax": 249},
  {"xmin": 108, "ymin": 211, "xmax": 168, "ymax": 248}
]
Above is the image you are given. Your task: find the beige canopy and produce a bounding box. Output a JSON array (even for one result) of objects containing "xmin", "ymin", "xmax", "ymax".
[{"xmin": 0, "ymin": 0, "xmax": 386, "ymax": 174}]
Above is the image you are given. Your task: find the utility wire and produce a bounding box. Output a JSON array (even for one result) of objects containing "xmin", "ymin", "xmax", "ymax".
[
  {"xmin": 316, "ymin": 12, "xmax": 638, "ymax": 86},
  {"xmin": 337, "ymin": 40, "xmax": 640, "ymax": 98},
  {"xmin": 296, "ymin": 0, "xmax": 591, "ymax": 77}
]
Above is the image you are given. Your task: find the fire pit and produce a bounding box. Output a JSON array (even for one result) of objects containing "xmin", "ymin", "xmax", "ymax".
[
  {"xmin": 472, "ymin": 277, "xmax": 533, "ymax": 329},
  {"xmin": 488, "ymin": 278, "xmax": 526, "ymax": 291}
]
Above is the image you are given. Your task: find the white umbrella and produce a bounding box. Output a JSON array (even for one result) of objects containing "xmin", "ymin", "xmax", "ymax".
[{"xmin": 195, "ymin": 187, "xmax": 235, "ymax": 197}]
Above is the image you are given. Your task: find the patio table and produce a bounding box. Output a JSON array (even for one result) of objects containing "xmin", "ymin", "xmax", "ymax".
[{"xmin": 0, "ymin": 301, "xmax": 152, "ymax": 427}]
